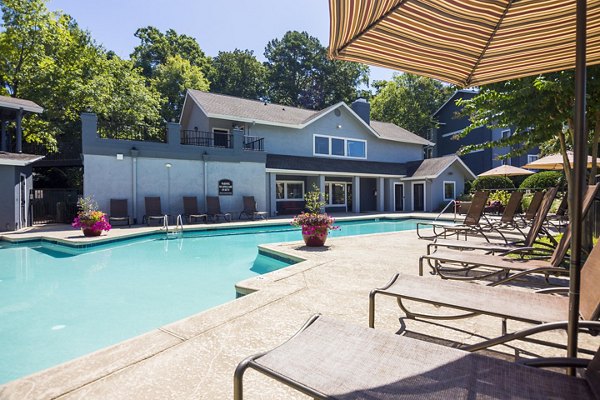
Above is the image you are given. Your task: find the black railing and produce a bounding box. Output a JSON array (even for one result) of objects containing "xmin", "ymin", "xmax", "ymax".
[
  {"xmin": 243, "ymin": 136, "xmax": 264, "ymax": 152},
  {"xmin": 30, "ymin": 188, "xmax": 79, "ymax": 224},
  {"xmin": 98, "ymin": 121, "xmax": 167, "ymax": 142},
  {"xmin": 180, "ymin": 130, "xmax": 233, "ymax": 149}
]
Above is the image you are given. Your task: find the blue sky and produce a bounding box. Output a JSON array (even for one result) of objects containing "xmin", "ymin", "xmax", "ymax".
[{"xmin": 47, "ymin": 0, "xmax": 397, "ymax": 86}]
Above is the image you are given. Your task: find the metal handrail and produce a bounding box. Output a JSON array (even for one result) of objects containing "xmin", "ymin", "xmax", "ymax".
[
  {"xmin": 434, "ymin": 199, "xmax": 458, "ymax": 222},
  {"xmin": 162, "ymin": 215, "xmax": 169, "ymax": 232},
  {"xmin": 175, "ymin": 215, "xmax": 184, "ymax": 233}
]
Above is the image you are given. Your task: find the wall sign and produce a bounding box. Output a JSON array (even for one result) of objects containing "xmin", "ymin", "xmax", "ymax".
[{"xmin": 218, "ymin": 179, "xmax": 233, "ymax": 195}]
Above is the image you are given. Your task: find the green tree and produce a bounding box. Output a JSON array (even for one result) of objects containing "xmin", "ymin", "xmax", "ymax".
[
  {"xmin": 264, "ymin": 31, "xmax": 368, "ymax": 109},
  {"xmin": 370, "ymin": 73, "xmax": 453, "ymax": 137},
  {"xmin": 209, "ymin": 49, "xmax": 267, "ymax": 99},
  {"xmin": 457, "ymin": 67, "xmax": 600, "ymax": 186},
  {"xmin": 153, "ymin": 55, "xmax": 209, "ymax": 121},
  {"xmin": 0, "ymin": 1, "xmax": 163, "ymax": 151},
  {"xmin": 130, "ymin": 26, "xmax": 212, "ymax": 79}
]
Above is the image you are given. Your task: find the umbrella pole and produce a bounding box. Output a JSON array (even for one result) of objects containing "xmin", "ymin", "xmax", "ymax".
[{"xmin": 567, "ymin": 0, "xmax": 587, "ymax": 375}]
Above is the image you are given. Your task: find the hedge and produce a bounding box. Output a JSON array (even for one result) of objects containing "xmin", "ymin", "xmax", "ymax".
[
  {"xmin": 471, "ymin": 176, "xmax": 515, "ymax": 191},
  {"xmin": 519, "ymin": 171, "xmax": 562, "ymax": 190}
]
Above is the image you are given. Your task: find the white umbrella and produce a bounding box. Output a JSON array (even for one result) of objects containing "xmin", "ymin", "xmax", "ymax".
[{"xmin": 478, "ymin": 165, "xmax": 535, "ymax": 177}]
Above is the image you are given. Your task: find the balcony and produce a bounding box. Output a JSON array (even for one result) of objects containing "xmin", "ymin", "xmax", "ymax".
[{"xmin": 180, "ymin": 130, "xmax": 264, "ymax": 151}]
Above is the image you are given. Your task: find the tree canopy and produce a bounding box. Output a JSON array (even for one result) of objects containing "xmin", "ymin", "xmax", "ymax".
[
  {"xmin": 264, "ymin": 31, "xmax": 369, "ymax": 110},
  {"xmin": 209, "ymin": 49, "xmax": 267, "ymax": 100},
  {"xmin": 370, "ymin": 73, "xmax": 453, "ymax": 137}
]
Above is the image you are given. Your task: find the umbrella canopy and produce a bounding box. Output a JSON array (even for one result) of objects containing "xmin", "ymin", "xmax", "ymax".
[
  {"xmin": 523, "ymin": 151, "xmax": 600, "ymax": 170},
  {"xmin": 329, "ymin": 0, "xmax": 596, "ymax": 367},
  {"xmin": 329, "ymin": 0, "xmax": 600, "ymax": 87},
  {"xmin": 478, "ymin": 164, "xmax": 535, "ymax": 177}
]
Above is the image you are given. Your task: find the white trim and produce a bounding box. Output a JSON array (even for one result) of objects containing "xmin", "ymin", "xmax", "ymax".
[
  {"xmin": 441, "ymin": 129, "xmax": 463, "ymax": 138},
  {"xmin": 19, "ymin": 173, "xmax": 27, "ymax": 228},
  {"xmin": 266, "ymin": 168, "xmax": 405, "ymax": 178},
  {"xmin": 467, "ymin": 148, "xmax": 485, "ymax": 154},
  {"xmin": 313, "ymin": 134, "xmax": 367, "ymax": 159},
  {"xmin": 411, "ymin": 181, "xmax": 426, "ymax": 212},
  {"xmin": 501, "ymin": 129, "xmax": 511, "ymax": 139},
  {"xmin": 393, "ymin": 182, "xmax": 405, "ymax": 212},
  {"xmin": 275, "ymin": 180, "xmax": 305, "ymax": 201},
  {"xmin": 443, "ymin": 180, "xmax": 456, "ymax": 201}
]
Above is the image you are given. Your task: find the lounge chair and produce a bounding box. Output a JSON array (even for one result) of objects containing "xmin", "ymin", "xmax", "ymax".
[
  {"xmin": 143, "ymin": 196, "xmax": 166, "ymax": 226},
  {"xmin": 369, "ymin": 237, "xmax": 600, "ymax": 354},
  {"xmin": 429, "ymin": 187, "xmax": 559, "ymax": 255},
  {"xmin": 234, "ymin": 315, "xmax": 599, "ymax": 400},
  {"xmin": 239, "ymin": 196, "xmax": 268, "ymax": 220},
  {"xmin": 416, "ymin": 191, "xmax": 490, "ymax": 240},
  {"xmin": 484, "ymin": 190, "xmax": 524, "ymax": 233},
  {"xmin": 206, "ymin": 196, "xmax": 231, "ymax": 222},
  {"xmin": 419, "ymin": 185, "xmax": 599, "ymax": 283},
  {"xmin": 548, "ymin": 194, "xmax": 569, "ymax": 229},
  {"xmin": 183, "ymin": 196, "xmax": 207, "ymax": 224},
  {"xmin": 518, "ymin": 190, "xmax": 544, "ymax": 226},
  {"xmin": 108, "ymin": 199, "xmax": 130, "ymax": 226}
]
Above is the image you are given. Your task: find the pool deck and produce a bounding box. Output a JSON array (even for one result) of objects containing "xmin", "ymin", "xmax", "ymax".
[{"xmin": 1, "ymin": 215, "xmax": 597, "ymax": 399}]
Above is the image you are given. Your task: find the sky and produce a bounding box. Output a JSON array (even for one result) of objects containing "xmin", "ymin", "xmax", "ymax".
[{"xmin": 47, "ymin": 0, "xmax": 398, "ymax": 86}]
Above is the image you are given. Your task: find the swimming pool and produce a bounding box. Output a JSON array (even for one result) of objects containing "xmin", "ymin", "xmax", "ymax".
[{"xmin": 0, "ymin": 218, "xmax": 430, "ymax": 384}]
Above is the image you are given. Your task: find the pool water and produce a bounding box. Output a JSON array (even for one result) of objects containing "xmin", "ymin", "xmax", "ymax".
[{"xmin": 0, "ymin": 218, "xmax": 428, "ymax": 384}]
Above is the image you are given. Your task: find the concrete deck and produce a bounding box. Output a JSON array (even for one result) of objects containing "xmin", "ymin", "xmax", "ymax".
[{"xmin": 1, "ymin": 218, "xmax": 597, "ymax": 399}]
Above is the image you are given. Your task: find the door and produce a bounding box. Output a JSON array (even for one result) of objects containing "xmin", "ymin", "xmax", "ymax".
[
  {"xmin": 394, "ymin": 183, "xmax": 404, "ymax": 211},
  {"xmin": 19, "ymin": 174, "xmax": 27, "ymax": 228},
  {"xmin": 413, "ymin": 183, "xmax": 425, "ymax": 211}
]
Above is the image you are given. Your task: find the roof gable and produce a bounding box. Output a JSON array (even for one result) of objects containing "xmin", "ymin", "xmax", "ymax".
[
  {"xmin": 404, "ymin": 155, "xmax": 476, "ymax": 180},
  {"xmin": 432, "ymin": 89, "xmax": 478, "ymax": 118}
]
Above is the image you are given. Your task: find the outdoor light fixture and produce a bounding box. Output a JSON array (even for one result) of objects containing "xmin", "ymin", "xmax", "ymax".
[
  {"xmin": 337, "ymin": 124, "xmax": 342, "ymax": 129},
  {"xmin": 165, "ymin": 163, "xmax": 172, "ymax": 168}
]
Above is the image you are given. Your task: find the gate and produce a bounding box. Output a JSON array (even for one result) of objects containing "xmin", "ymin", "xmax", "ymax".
[{"xmin": 30, "ymin": 189, "xmax": 79, "ymax": 225}]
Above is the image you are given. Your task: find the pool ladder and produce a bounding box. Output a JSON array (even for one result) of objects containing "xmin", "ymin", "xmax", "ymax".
[{"xmin": 163, "ymin": 214, "xmax": 184, "ymax": 239}]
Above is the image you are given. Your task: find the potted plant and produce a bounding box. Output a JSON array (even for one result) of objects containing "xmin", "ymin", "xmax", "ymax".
[
  {"xmin": 291, "ymin": 185, "xmax": 338, "ymax": 247},
  {"xmin": 72, "ymin": 196, "xmax": 111, "ymax": 237}
]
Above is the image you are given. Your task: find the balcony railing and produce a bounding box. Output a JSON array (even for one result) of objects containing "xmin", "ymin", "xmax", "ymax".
[
  {"xmin": 180, "ymin": 130, "xmax": 234, "ymax": 149},
  {"xmin": 98, "ymin": 121, "xmax": 167, "ymax": 143},
  {"xmin": 243, "ymin": 136, "xmax": 264, "ymax": 152}
]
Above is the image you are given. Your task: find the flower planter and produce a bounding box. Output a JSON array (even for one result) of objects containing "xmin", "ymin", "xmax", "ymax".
[
  {"xmin": 301, "ymin": 225, "xmax": 329, "ymax": 247},
  {"xmin": 82, "ymin": 228, "xmax": 103, "ymax": 237}
]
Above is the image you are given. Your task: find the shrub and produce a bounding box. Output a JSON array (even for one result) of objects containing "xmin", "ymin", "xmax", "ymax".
[
  {"xmin": 463, "ymin": 180, "xmax": 473, "ymax": 194},
  {"xmin": 471, "ymin": 176, "xmax": 515, "ymax": 191},
  {"xmin": 521, "ymin": 194, "xmax": 534, "ymax": 211},
  {"xmin": 488, "ymin": 190, "xmax": 512, "ymax": 206},
  {"xmin": 519, "ymin": 171, "xmax": 562, "ymax": 190}
]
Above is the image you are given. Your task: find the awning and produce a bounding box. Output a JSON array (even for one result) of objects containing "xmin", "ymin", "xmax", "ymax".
[{"xmin": 329, "ymin": 0, "xmax": 600, "ymax": 87}]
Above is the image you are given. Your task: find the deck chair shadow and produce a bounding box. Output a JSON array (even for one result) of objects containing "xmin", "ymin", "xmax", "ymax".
[
  {"xmin": 368, "ymin": 234, "xmax": 600, "ymax": 355},
  {"xmin": 419, "ymin": 184, "xmax": 599, "ymax": 283},
  {"xmin": 234, "ymin": 315, "xmax": 600, "ymax": 400},
  {"xmin": 183, "ymin": 196, "xmax": 207, "ymax": 224},
  {"xmin": 108, "ymin": 199, "xmax": 130, "ymax": 227},
  {"xmin": 144, "ymin": 196, "xmax": 166, "ymax": 226},
  {"xmin": 239, "ymin": 196, "xmax": 268, "ymax": 220},
  {"xmin": 416, "ymin": 191, "xmax": 490, "ymax": 240},
  {"xmin": 206, "ymin": 196, "xmax": 231, "ymax": 223}
]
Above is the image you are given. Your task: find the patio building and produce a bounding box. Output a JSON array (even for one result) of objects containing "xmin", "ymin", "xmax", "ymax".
[
  {"xmin": 0, "ymin": 96, "xmax": 44, "ymax": 231},
  {"xmin": 82, "ymin": 91, "xmax": 475, "ymax": 221}
]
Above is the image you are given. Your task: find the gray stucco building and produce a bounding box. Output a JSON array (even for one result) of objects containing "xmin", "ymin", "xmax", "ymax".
[{"xmin": 82, "ymin": 91, "xmax": 475, "ymax": 221}]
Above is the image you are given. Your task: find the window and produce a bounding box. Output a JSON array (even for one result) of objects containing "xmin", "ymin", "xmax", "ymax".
[
  {"xmin": 347, "ymin": 140, "xmax": 366, "ymax": 158},
  {"xmin": 276, "ymin": 181, "xmax": 305, "ymax": 201},
  {"xmin": 501, "ymin": 158, "xmax": 512, "ymax": 166},
  {"xmin": 213, "ymin": 128, "xmax": 230, "ymax": 148},
  {"xmin": 501, "ymin": 129, "xmax": 511, "ymax": 140},
  {"xmin": 443, "ymin": 181, "xmax": 456, "ymax": 201},
  {"xmin": 425, "ymin": 147, "xmax": 433, "ymax": 159},
  {"xmin": 325, "ymin": 182, "xmax": 348, "ymax": 206},
  {"xmin": 527, "ymin": 154, "xmax": 539, "ymax": 163},
  {"xmin": 314, "ymin": 136, "xmax": 329, "ymax": 155},
  {"xmin": 313, "ymin": 135, "xmax": 367, "ymax": 159}
]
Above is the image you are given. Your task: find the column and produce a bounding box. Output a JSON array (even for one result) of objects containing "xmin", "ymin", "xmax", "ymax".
[
  {"xmin": 319, "ymin": 175, "xmax": 326, "ymax": 213},
  {"xmin": 16, "ymin": 108, "xmax": 23, "ymax": 153},
  {"xmin": 0, "ymin": 120, "xmax": 7, "ymax": 152},
  {"xmin": 269, "ymin": 173, "xmax": 277, "ymax": 217},
  {"xmin": 352, "ymin": 176, "xmax": 361, "ymax": 213},
  {"xmin": 376, "ymin": 177, "xmax": 385, "ymax": 212}
]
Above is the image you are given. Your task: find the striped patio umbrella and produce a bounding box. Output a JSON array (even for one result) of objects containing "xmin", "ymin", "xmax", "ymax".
[
  {"xmin": 478, "ymin": 164, "xmax": 535, "ymax": 177},
  {"xmin": 523, "ymin": 151, "xmax": 600, "ymax": 170},
  {"xmin": 329, "ymin": 0, "xmax": 597, "ymax": 366},
  {"xmin": 329, "ymin": 0, "xmax": 600, "ymax": 87}
]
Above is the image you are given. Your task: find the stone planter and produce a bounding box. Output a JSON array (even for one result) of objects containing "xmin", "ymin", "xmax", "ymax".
[
  {"xmin": 82, "ymin": 228, "xmax": 102, "ymax": 237},
  {"xmin": 302, "ymin": 225, "xmax": 329, "ymax": 247}
]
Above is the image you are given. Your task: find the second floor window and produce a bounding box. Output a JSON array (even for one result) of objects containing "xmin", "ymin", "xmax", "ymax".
[{"xmin": 314, "ymin": 135, "xmax": 367, "ymax": 159}]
